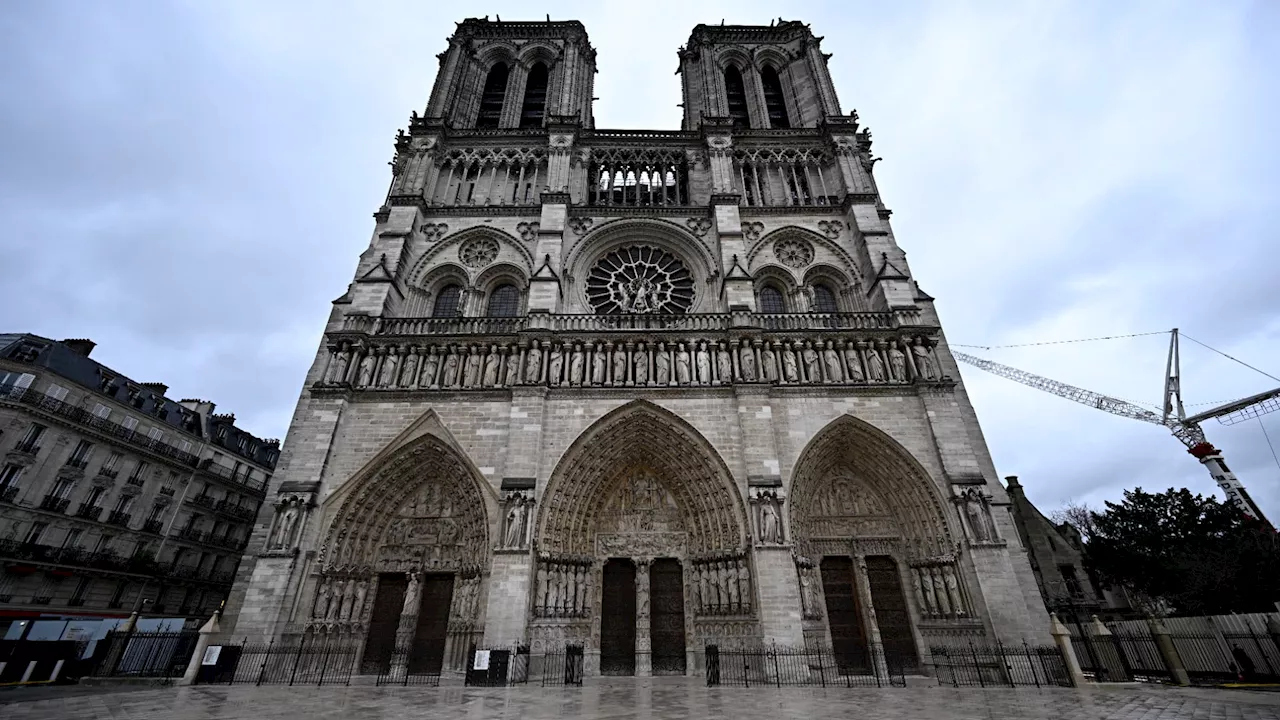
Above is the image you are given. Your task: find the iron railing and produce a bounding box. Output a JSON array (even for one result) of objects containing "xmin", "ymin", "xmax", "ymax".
[
  {"xmin": 930, "ymin": 642, "xmax": 1072, "ymax": 688},
  {"xmin": 206, "ymin": 635, "xmax": 358, "ymax": 686},
  {"xmin": 91, "ymin": 630, "xmax": 198, "ymax": 680},
  {"xmin": 705, "ymin": 645, "xmax": 907, "ymax": 688}
]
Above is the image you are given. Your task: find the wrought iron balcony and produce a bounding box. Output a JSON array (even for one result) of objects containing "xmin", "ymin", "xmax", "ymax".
[
  {"xmin": 97, "ymin": 467, "xmax": 120, "ymax": 480},
  {"xmin": 13, "ymin": 441, "xmax": 41, "ymax": 456},
  {"xmin": 39, "ymin": 495, "xmax": 70, "ymax": 513},
  {"xmin": 0, "ymin": 485, "xmax": 19, "ymax": 503},
  {"xmin": 125, "ymin": 474, "xmax": 145, "ymax": 487},
  {"xmin": 65, "ymin": 457, "xmax": 90, "ymax": 470},
  {"xmin": 74, "ymin": 503, "xmax": 103, "ymax": 520},
  {"xmin": 189, "ymin": 494, "xmax": 216, "ymax": 508},
  {"xmin": 177, "ymin": 526, "xmax": 206, "ymax": 542},
  {"xmin": 158, "ymin": 486, "xmax": 176, "ymax": 497},
  {"xmin": 105, "ymin": 510, "xmax": 132, "ymax": 527},
  {"xmin": 0, "ymin": 538, "xmax": 164, "ymax": 575},
  {"xmin": 214, "ymin": 499, "xmax": 256, "ymax": 520},
  {"xmin": 141, "ymin": 518, "xmax": 164, "ymax": 534}
]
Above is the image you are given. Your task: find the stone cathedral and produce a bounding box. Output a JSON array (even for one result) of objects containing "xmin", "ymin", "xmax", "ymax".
[{"xmin": 221, "ymin": 18, "xmax": 1050, "ymax": 678}]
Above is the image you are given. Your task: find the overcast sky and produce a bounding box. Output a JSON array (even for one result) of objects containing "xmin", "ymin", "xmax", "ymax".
[{"xmin": 2, "ymin": 1, "xmax": 1277, "ymax": 519}]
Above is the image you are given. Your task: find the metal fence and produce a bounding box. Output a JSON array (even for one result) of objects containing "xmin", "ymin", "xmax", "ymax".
[
  {"xmin": 91, "ymin": 630, "xmax": 198, "ymax": 679},
  {"xmin": 203, "ymin": 635, "xmax": 358, "ymax": 686},
  {"xmin": 705, "ymin": 645, "xmax": 907, "ymax": 688},
  {"xmin": 1069, "ymin": 620, "xmax": 1280, "ymax": 686},
  {"xmin": 533, "ymin": 645, "xmax": 585, "ymax": 686},
  {"xmin": 930, "ymin": 643, "xmax": 1072, "ymax": 688}
]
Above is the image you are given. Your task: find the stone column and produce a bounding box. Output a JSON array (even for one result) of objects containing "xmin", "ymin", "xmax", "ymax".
[
  {"xmin": 1148, "ymin": 616, "xmax": 1190, "ymax": 686},
  {"xmin": 389, "ymin": 572, "xmax": 422, "ymax": 679},
  {"xmin": 635, "ymin": 559, "xmax": 652, "ymax": 677},
  {"xmin": 852, "ymin": 554, "xmax": 889, "ymax": 679},
  {"xmin": 1049, "ymin": 613, "xmax": 1085, "ymax": 688}
]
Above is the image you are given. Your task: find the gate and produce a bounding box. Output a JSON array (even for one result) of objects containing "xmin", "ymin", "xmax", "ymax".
[
  {"xmin": 650, "ymin": 558, "xmax": 687, "ymax": 675},
  {"xmin": 600, "ymin": 559, "xmax": 637, "ymax": 675},
  {"xmin": 819, "ymin": 557, "xmax": 869, "ymax": 673}
]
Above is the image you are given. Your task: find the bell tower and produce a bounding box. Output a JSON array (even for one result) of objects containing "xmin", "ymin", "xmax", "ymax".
[
  {"xmin": 677, "ymin": 21, "xmax": 842, "ymax": 130},
  {"xmin": 425, "ymin": 18, "xmax": 597, "ymax": 129}
]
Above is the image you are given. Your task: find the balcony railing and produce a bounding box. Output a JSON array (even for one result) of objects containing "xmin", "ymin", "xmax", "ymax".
[
  {"xmin": 158, "ymin": 486, "xmax": 175, "ymax": 497},
  {"xmin": 215, "ymin": 499, "xmax": 256, "ymax": 520},
  {"xmin": 0, "ymin": 539, "xmax": 240, "ymax": 586},
  {"xmin": 74, "ymin": 503, "xmax": 103, "ymax": 521},
  {"xmin": 142, "ymin": 518, "xmax": 164, "ymax": 534},
  {"xmin": 105, "ymin": 510, "xmax": 132, "ymax": 527},
  {"xmin": 125, "ymin": 474, "xmax": 145, "ymax": 487},
  {"xmin": 0, "ymin": 486, "xmax": 19, "ymax": 503},
  {"xmin": 65, "ymin": 457, "xmax": 90, "ymax": 470},
  {"xmin": 39, "ymin": 495, "xmax": 70, "ymax": 513},
  {"xmin": 14, "ymin": 441, "xmax": 41, "ymax": 455},
  {"xmin": 178, "ymin": 527, "xmax": 206, "ymax": 543},
  {"xmin": 97, "ymin": 467, "xmax": 120, "ymax": 480},
  {"xmin": 189, "ymin": 494, "xmax": 216, "ymax": 508}
]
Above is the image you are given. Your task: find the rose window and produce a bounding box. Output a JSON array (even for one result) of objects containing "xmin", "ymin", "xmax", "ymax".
[
  {"xmin": 458, "ymin": 236, "xmax": 499, "ymax": 268},
  {"xmin": 773, "ymin": 237, "xmax": 814, "ymax": 269},
  {"xmin": 585, "ymin": 245, "xmax": 695, "ymax": 314}
]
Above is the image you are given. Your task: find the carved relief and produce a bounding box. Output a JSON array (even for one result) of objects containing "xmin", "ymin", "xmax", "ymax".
[
  {"xmin": 499, "ymin": 490, "xmax": 534, "ymax": 550},
  {"xmin": 742, "ymin": 221, "xmax": 764, "ymax": 243},
  {"xmin": 773, "ymin": 236, "xmax": 814, "ymax": 269},
  {"xmin": 459, "ymin": 236, "xmax": 499, "ymax": 268},
  {"xmin": 266, "ymin": 492, "xmax": 314, "ymax": 553},
  {"xmin": 516, "ymin": 221, "xmax": 539, "ymax": 242}
]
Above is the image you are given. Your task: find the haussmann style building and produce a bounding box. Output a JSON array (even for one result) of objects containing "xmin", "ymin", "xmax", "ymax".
[{"xmin": 219, "ymin": 17, "xmax": 1051, "ymax": 678}]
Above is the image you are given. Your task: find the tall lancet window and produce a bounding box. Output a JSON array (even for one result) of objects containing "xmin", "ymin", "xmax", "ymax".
[
  {"xmin": 520, "ymin": 63, "xmax": 549, "ymax": 128},
  {"xmin": 433, "ymin": 285, "xmax": 464, "ymax": 317},
  {"xmin": 761, "ymin": 66, "xmax": 790, "ymax": 128},
  {"xmin": 476, "ymin": 63, "xmax": 509, "ymax": 129},
  {"xmin": 724, "ymin": 66, "xmax": 749, "ymax": 128}
]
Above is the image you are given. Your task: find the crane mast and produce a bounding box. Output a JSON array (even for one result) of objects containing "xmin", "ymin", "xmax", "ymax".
[{"xmin": 951, "ymin": 330, "xmax": 1275, "ymax": 527}]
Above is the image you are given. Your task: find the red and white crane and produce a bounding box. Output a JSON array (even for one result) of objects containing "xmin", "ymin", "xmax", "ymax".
[{"xmin": 953, "ymin": 329, "xmax": 1278, "ymax": 527}]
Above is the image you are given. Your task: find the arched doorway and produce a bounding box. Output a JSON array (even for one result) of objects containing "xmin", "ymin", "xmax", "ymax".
[
  {"xmin": 789, "ymin": 416, "xmax": 962, "ymax": 673},
  {"xmin": 310, "ymin": 433, "xmax": 491, "ymax": 675},
  {"xmin": 534, "ymin": 401, "xmax": 751, "ymax": 675}
]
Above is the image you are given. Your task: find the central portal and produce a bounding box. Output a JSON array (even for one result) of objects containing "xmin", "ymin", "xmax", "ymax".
[{"xmin": 600, "ymin": 559, "xmax": 637, "ymax": 675}]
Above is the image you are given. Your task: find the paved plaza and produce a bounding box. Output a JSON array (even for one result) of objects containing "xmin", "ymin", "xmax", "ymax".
[{"xmin": 3, "ymin": 681, "xmax": 1280, "ymax": 720}]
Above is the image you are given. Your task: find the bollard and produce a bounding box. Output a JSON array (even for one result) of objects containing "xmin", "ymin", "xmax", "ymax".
[
  {"xmin": 1147, "ymin": 616, "xmax": 1190, "ymax": 686},
  {"xmin": 179, "ymin": 610, "xmax": 221, "ymax": 686},
  {"xmin": 1050, "ymin": 613, "xmax": 1086, "ymax": 688}
]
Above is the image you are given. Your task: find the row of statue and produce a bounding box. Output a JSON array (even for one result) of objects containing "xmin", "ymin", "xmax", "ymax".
[
  {"xmin": 312, "ymin": 575, "xmax": 370, "ymax": 625},
  {"xmin": 534, "ymin": 558, "xmax": 591, "ymax": 618},
  {"xmin": 449, "ymin": 574, "xmax": 483, "ymax": 622},
  {"xmin": 692, "ymin": 555, "xmax": 753, "ymax": 616},
  {"xmin": 912, "ymin": 563, "xmax": 968, "ymax": 619},
  {"xmin": 320, "ymin": 335, "xmax": 944, "ymax": 390}
]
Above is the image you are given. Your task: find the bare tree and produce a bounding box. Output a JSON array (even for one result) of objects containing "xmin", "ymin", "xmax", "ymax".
[{"xmin": 1049, "ymin": 501, "xmax": 1097, "ymax": 542}]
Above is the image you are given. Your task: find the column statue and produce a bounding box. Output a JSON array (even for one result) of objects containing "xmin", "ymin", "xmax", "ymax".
[
  {"xmin": 525, "ymin": 340, "xmax": 543, "ymax": 384},
  {"xmin": 654, "ymin": 342, "xmax": 671, "ymax": 385}
]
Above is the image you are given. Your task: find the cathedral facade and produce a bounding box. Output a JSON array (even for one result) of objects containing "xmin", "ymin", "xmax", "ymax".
[{"xmin": 221, "ymin": 18, "xmax": 1050, "ymax": 677}]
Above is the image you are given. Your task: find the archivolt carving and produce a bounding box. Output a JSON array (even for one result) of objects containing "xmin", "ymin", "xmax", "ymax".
[
  {"xmin": 789, "ymin": 415, "xmax": 953, "ymax": 561},
  {"xmin": 562, "ymin": 218, "xmax": 717, "ymax": 295},
  {"xmin": 406, "ymin": 227, "xmax": 533, "ymax": 289},
  {"xmin": 319, "ymin": 434, "xmax": 490, "ymax": 576},
  {"xmin": 537, "ymin": 401, "xmax": 747, "ymax": 556}
]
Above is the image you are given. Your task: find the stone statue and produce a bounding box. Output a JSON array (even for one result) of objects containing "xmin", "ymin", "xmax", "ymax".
[
  {"xmin": 403, "ymin": 573, "xmax": 423, "ymax": 615},
  {"xmin": 548, "ymin": 344, "xmax": 563, "ymax": 386},
  {"xmin": 504, "ymin": 502, "xmax": 525, "ymax": 547},
  {"xmin": 655, "ymin": 343, "xmax": 671, "ymax": 385},
  {"xmin": 918, "ymin": 569, "xmax": 938, "ymax": 616},
  {"xmin": 591, "ymin": 342, "xmax": 607, "ymax": 385},
  {"xmin": 400, "ymin": 347, "xmax": 419, "ymax": 387},
  {"xmin": 737, "ymin": 560, "xmax": 751, "ymax": 612},
  {"xmin": 536, "ymin": 565, "xmax": 549, "ymax": 611},
  {"xmin": 716, "ymin": 341, "xmax": 733, "ymax": 383},
  {"xmin": 762, "ymin": 344, "xmax": 777, "ymax": 382},
  {"xmin": 633, "ymin": 343, "xmax": 648, "ymax": 385},
  {"xmin": 759, "ymin": 499, "xmax": 781, "ymax": 543},
  {"xmin": 463, "ymin": 347, "xmax": 483, "ymax": 387},
  {"xmin": 339, "ymin": 581, "xmax": 355, "ymax": 621},
  {"xmin": 887, "ymin": 344, "xmax": 908, "ymax": 382},
  {"xmin": 421, "ymin": 346, "xmax": 441, "ymax": 387},
  {"xmin": 483, "ymin": 344, "xmax": 501, "ymax": 387},
  {"xmin": 842, "ymin": 341, "xmax": 864, "ymax": 382},
  {"xmin": 800, "ymin": 284, "xmax": 817, "ymax": 312},
  {"xmin": 943, "ymin": 566, "xmax": 963, "ymax": 615},
  {"xmin": 272, "ymin": 503, "xmax": 299, "ymax": 549},
  {"xmin": 326, "ymin": 580, "xmax": 344, "ymax": 622},
  {"xmin": 739, "ymin": 341, "xmax": 756, "ymax": 381},
  {"xmin": 569, "ymin": 343, "xmax": 584, "ymax": 386},
  {"xmin": 313, "ymin": 579, "xmax": 331, "ymax": 620},
  {"xmin": 865, "ymin": 344, "xmax": 886, "ymax": 382},
  {"xmin": 695, "ymin": 341, "xmax": 711, "ymax": 384},
  {"xmin": 675, "ymin": 343, "xmax": 692, "ymax": 384},
  {"xmin": 442, "ymin": 346, "xmax": 460, "ymax": 386},
  {"xmin": 800, "ymin": 569, "xmax": 820, "ymax": 617},
  {"xmin": 327, "ymin": 344, "xmax": 351, "ymax": 384},
  {"xmin": 565, "ymin": 566, "xmax": 578, "ymax": 615},
  {"xmin": 802, "ymin": 341, "xmax": 821, "ymax": 383},
  {"xmin": 912, "ymin": 338, "xmax": 939, "ymax": 380},
  {"xmin": 932, "ymin": 571, "xmax": 951, "ymax": 615},
  {"xmin": 356, "ymin": 352, "xmax": 376, "ymax": 387},
  {"xmin": 525, "ymin": 340, "xmax": 543, "ymax": 384},
  {"xmin": 503, "ymin": 346, "xmax": 520, "ymax": 386},
  {"xmin": 353, "ymin": 580, "xmax": 369, "ymax": 622},
  {"xmin": 781, "ymin": 344, "xmax": 798, "ymax": 382},
  {"xmin": 612, "ymin": 344, "xmax": 627, "ymax": 384},
  {"xmin": 379, "ymin": 348, "xmax": 399, "ymax": 387},
  {"xmin": 822, "ymin": 340, "xmax": 843, "ymax": 383}
]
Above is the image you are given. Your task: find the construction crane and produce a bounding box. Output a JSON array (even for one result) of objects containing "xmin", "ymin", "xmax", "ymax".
[{"xmin": 953, "ymin": 329, "xmax": 1278, "ymax": 528}]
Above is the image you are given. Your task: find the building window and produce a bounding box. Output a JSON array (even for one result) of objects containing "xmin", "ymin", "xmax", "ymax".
[
  {"xmin": 812, "ymin": 284, "xmax": 838, "ymax": 313},
  {"xmin": 108, "ymin": 580, "xmax": 129, "ymax": 609},
  {"xmin": 476, "ymin": 63, "xmax": 509, "ymax": 129},
  {"xmin": 724, "ymin": 65, "xmax": 749, "ymax": 127},
  {"xmin": 1060, "ymin": 564, "xmax": 1084, "ymax": 598},
  {"xmin": 1, "ymin": 371, "xmax": 35, "ymax": 395},
  {"xmin": 84, "ymin": 486, "xmax": 105, "ymax": 509},
  {"xmin": 179, "ymin": 440, "xmax": 191, "ymax": 454},
  {"xmin": 62, "ymin": 528, "xmax": 82, "ymax": 549},
  {"xmin": 93, "ymin": 534, "xmax": 114, "ymax": 554},
  {"xmin": 93, "ymin": 403, "xmax": 111, "ymax": 420},
  {"xmin": 128, "ymin": 461, "xmax": 149, "ymax": 484},
  {"xmin": 102, "ymin": 451, "xmax": 123, "ymax": 472},
  {"xmin": 147, "ymin": 427, "xmax": 164, "ymax": 442},
  {"xmin": 50, "ymin": 476, "xmax": 76, "ymax": 499},
  {"xmin": 24, "ymin": 522, "xmax": 48, "ymax": 545},
  {"xmin": 520, "ymin": 62, "xmax": 549, "ymax": 128},
  {"xmin": 760, "ymin": 65, "xmax": 790, "ymax": 129},
  {"xmin": 486, "ymin": 284, "xmax": 521, "ymax": 317},
  {"xmin": 68, "ymin": 577, "xmax": 92, "ymax": 606},
  {"xmin": 147, "ymin": 503, "xmax": 165, "ymax": 523},
  {"xmin": 758, "ymin": 286, "xmax": 786, "ymax": 314},
  {"xmin": 432, "ymin": 284, "xmax": 464, "ymax": 317},
  {"xmin": 45, "ymin": 384, "xmax": 69, "ymax": 402},
  {"xmin": 112, "ymin": 495, "xmax": 133, "ymax": 514},
  {"xmin": 18, "ymin": 423, "xmax": 46, "ymax": 452},
  {"xmin": 0, "ymin": 464, "xmax": 23, "ymax": 491},
  {"xmin": 67, "ymin": 439, "xmax": 94, "ymax": 468},
  {"xmin": 123, "ymin": 416, "xmax": 138, "ymax": 433}
]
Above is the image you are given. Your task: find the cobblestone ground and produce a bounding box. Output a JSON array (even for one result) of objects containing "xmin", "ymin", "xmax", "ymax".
[{"xmin": 3, "ymin": 681, "xmax": 1279, "ymax": 720}]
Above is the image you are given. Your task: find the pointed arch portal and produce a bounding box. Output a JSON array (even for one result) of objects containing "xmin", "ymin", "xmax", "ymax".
[{"xmin": 533, "ymin": 401, "xmax": 751, "ymax": 675}]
